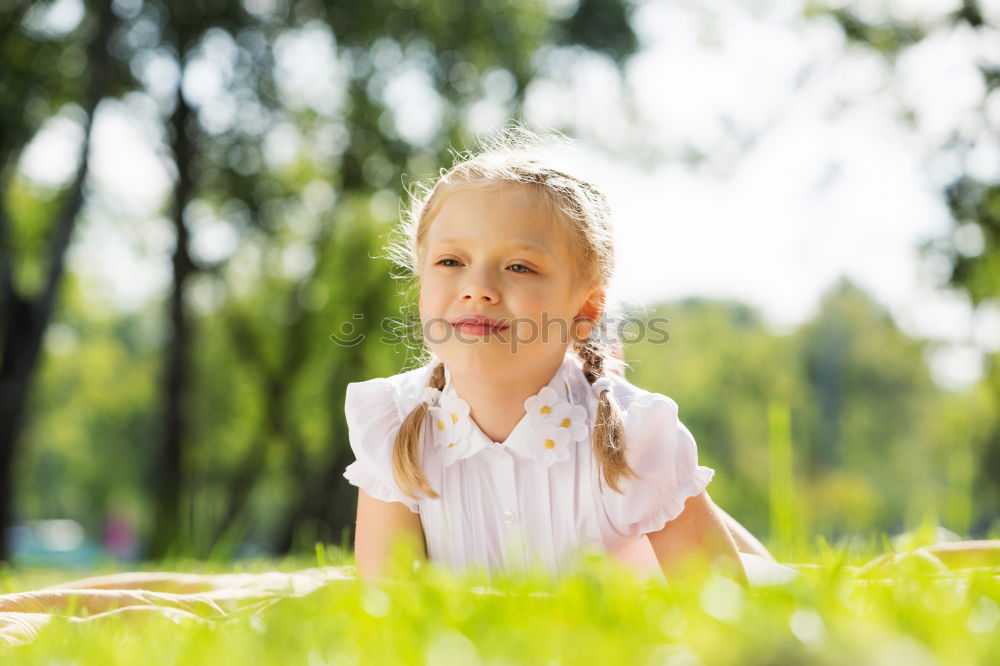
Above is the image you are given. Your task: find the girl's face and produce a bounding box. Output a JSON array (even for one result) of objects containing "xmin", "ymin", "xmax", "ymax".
[{"xmin": 418, "ymin": 184, "xmax": 602, "ymax": 378}]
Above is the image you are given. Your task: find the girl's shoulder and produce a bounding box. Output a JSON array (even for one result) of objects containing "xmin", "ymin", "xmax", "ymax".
[
  {"xmin": 342, "ymin": 360, "xmax": 438, "ymax": 513},
  {"xmin": 596, "ymin": 367, "xmax": 681, "ymax": 426},
  {"xmin": 560, "ymin": 354, "xmax": 680, "ymax": 429},
  {"xmin": 594, "ymin": 371, "xmax": 714, "ymax": 537},
  {"xmin": 345, "ymin": 360, "xmax": 437, "ymax": 423}
]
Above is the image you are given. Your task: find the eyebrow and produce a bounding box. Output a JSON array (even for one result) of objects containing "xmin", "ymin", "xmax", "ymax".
[{"xmin": 430, "ymin": 237, "xmax": 554, "ymax": 259}]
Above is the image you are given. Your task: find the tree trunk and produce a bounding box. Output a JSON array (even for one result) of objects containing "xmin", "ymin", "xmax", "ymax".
[
  {"xmin": 149, "ymin": 81, "xmax": 197, "ymax": 559},
  {"xmin": 0, "ymin": 0, "xmax": 115, "ymax": 563},
  {"xmin": 0, "ymin": 294, "xmax": 43, "ymax": 562}
]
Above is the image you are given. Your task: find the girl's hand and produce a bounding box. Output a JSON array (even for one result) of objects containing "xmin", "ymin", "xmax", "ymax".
[{"xmin": 646, "ymin": 491, "xmax": 749, "ymax": 586}]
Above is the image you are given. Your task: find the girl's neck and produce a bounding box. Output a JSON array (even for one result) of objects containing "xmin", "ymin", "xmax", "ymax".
[{"xmin": 447, "ymin": 352, "xmax": 567, "ymax": 444}]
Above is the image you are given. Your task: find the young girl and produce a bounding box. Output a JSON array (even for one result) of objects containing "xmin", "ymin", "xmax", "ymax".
[{"xmin": 344, "ymin": 130, "xmax": 777, "ymax": 585}]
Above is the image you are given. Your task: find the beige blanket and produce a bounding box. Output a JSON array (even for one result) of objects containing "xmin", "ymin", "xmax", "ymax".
[{"xmin": 0, "ymin": 566, "xmax": 355, "ymax": 646}]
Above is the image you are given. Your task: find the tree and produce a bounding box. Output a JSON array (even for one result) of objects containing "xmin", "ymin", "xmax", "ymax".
[
  {"xmin": 796, "ymin": 280, "xmax": 937, "ymax": 536},
  {"xmin": 3, "ymin": 0, "xmax": 641, "ymax": 561},
  {"xmin": 809, "ymin": 0, "xmax": 1000, "ymax": 533},
  {"xmin": 625, "ymin": 280, "xmax": 942, "ymax": 543},
  {"xmin": 0, "ymin": 0, "xmax": 119, "ymax": 563}
]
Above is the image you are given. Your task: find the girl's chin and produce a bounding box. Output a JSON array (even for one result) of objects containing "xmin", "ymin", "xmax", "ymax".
[
  {"xmin": 432, "ymin": 343, "xmax": 519, "ymax": 360},
  {"xmin": 430, "ymin": 344, "xmax": 568, "ymax": 368}
]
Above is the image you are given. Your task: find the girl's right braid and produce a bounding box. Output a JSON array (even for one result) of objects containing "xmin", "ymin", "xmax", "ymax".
[{"xmin": 391, "ymin": 362, "xmax": 446, "ymax": 500}]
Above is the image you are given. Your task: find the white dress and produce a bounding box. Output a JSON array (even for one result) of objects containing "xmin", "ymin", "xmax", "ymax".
[{"xmin": 342, "ymin": 352, "xmax": 720, "ymax": 580}]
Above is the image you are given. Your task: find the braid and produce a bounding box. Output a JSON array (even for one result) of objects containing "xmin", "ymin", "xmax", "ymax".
[
  {"xmin": 578, "ymin": 338, "xmax": 604, "ymax": 383},
  {"xmin": 576, "ymin": 337, "xmax": 639, "ymax": 494},
  {"xmin": 392, "ymin": 363, "xmax": 445, "ymax": 500}
]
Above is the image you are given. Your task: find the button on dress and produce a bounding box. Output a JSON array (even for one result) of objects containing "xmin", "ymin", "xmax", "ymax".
[{"xmin": 343, "ymin": 352, "xmax": 715, "ymax": 579}]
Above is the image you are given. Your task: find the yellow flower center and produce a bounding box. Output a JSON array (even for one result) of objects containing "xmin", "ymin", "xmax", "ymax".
[
  {"xmin": 560, "ymin": 417, "xmax": 571, "ymax": 428},
  {"xmin": 448, "ymin": 443, "xmax": 457, "ymax": 448},
  {"xmin": 540, "ymin": 405, "xmax": 552, "ymax": 415},
  {"xmin": 451, "ymin": 412, "xmax": 459, "ymax": 424},
  {"xmin": 544, "ymin": 438, "xmax": 556, "ymax": 450},
  {"xmin": 437, "ymin": 419, "xmax": 445, "ymax": 431}
]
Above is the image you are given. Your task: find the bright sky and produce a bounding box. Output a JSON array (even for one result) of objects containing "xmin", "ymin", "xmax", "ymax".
[{"xmin": 17, "ymin": 0, "xmax": 1000, "ymax": 391}]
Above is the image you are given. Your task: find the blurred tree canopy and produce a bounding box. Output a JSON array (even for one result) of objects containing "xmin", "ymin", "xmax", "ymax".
[
  {"xmin": 807, "ymin": 0, "xmax": 1000, "ymax": 544},
  {"xmin": 627, "ymin": 280, "xmax": 997, "ymax": 557},
  {"xmin": 0, "ymin": 0, "xmax": 639, "ymax": 562}
]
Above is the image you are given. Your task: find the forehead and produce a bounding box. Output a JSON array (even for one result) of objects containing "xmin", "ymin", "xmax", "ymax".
[{"xmin": 425, "ymin": 184, "xmax": 566, "ymax": 251}]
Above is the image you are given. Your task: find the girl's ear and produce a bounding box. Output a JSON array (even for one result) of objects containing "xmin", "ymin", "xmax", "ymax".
[{"xmin": 577, "ymin": 287, "xmax": 606, "ymax": 324}]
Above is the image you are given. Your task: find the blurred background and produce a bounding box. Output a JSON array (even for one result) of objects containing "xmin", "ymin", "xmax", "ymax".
[{"xmin": 1, "ymin": 0, "xmax": 998, "ymax": 568}]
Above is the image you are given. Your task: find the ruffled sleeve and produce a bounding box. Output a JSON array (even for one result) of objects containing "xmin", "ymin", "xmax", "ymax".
[
  {"xmin": 601, "ymin": 391, "xmax": 714, "ymax": 537},
  {"xmin": 342, "ymin": 378, "xmax": 420, "ymax": 513}
]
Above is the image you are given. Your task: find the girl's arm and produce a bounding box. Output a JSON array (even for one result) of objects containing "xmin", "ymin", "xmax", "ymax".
[
  {"xmin": 354, "ymin": 489, "xmax": 428, "ymax": 580},
  {"xmin": 711, "ymin": 499, "xmax": 775, "ymax": 561},
  {"xmin": 647, "ymin": 491, "xmax": 748, "ymax": 586}
]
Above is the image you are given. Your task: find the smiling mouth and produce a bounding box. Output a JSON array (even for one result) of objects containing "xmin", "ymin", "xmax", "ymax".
[{"xmin": 451, "ymin": 319, "xmax": 510, "ymax": 334}]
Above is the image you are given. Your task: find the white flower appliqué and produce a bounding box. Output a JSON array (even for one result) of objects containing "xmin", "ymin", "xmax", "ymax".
[
  {"xmin": 523, "ymin": 387, "xmax": 589, "ymax": 467},
  {"xmin": 525, "ymin": 386, "xmax": 561, "ymax": 428},
  {"xmin": 550, "ymin": 402, "xmax": 588, "ymax": 441},
  {"xmin": 430, "ymin": 392, "xmax": 475, "ymax": 465}
]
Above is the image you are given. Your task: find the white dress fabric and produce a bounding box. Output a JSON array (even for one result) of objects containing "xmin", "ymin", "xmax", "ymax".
[{"xmin": 343, "ymin": 352, "xmax": 724, "ymax": 580}]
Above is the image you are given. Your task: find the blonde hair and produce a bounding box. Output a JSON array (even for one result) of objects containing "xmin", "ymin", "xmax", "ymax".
[{"xmin": 385, "ymin": 127, "xmax": 639, "ymax": 500}]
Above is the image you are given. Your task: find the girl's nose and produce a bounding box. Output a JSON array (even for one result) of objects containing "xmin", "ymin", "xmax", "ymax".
[{"xmin": 461, "ymin": 276, "xmax": 501, "ymax": 304}]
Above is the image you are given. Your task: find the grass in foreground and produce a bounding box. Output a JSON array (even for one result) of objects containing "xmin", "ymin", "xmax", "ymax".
[{"xmin": 1, "ymin": 544, "xmax": 998, "ymax": 665}]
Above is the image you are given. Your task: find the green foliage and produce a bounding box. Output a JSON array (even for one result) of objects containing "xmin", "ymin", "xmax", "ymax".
[
  {"xmin": 3, "ymin": 0, "xmax": 643, "ymax": 559},
  {"xmin": 5, "ymin": 177, "xmax": 65, "ymax": 296},
  {"xmin": 943, "ymin": 176, "xmax": 1000, "ymax": 306},
  {"xmin": 625, "ymin": 279, "xmax": 995, "ymax": 549},
  {"xmin": 15, "ymin": 272, "xmax": 158, "ymax": 538},
  {"xmin": 2, "ymin": 551, "xmax": 999, "ymax": 664},
  {"xmin": 807, "ymin": 1, "xmax": 1000, "ymax": 537}
]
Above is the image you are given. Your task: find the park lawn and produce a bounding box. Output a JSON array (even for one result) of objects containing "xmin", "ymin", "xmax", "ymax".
[{"xmin": 1, "ymin": 545, "xmax": 998, "ymax": 665}]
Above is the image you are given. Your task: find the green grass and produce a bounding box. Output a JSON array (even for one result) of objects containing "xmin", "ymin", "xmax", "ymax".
[{"xmin": 2, "ymin": 544, "xmax": 998, "ymax": 665}]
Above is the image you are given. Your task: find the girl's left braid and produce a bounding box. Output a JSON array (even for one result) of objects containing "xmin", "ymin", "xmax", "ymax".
[
  {"xmin": 391, "ymin": 362, "xmax": 447, "ymax": 500},
  {"xmin": 577, "ymin": 335, "xmax": 637, "ymax": 493},
  {"xmin": 430, "ymin": 362, "xmax": 445, "ymax": 390}
]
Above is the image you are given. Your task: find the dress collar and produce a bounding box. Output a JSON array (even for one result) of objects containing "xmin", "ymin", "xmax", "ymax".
[{"xmin": 428, "ymin": 353, "xmax": 591, "ymax": 467}]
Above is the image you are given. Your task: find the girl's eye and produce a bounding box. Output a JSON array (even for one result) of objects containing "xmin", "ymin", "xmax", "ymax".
[{"xmin": 435, "ymin": 259, "xmax": 533, "ymax": 274}]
